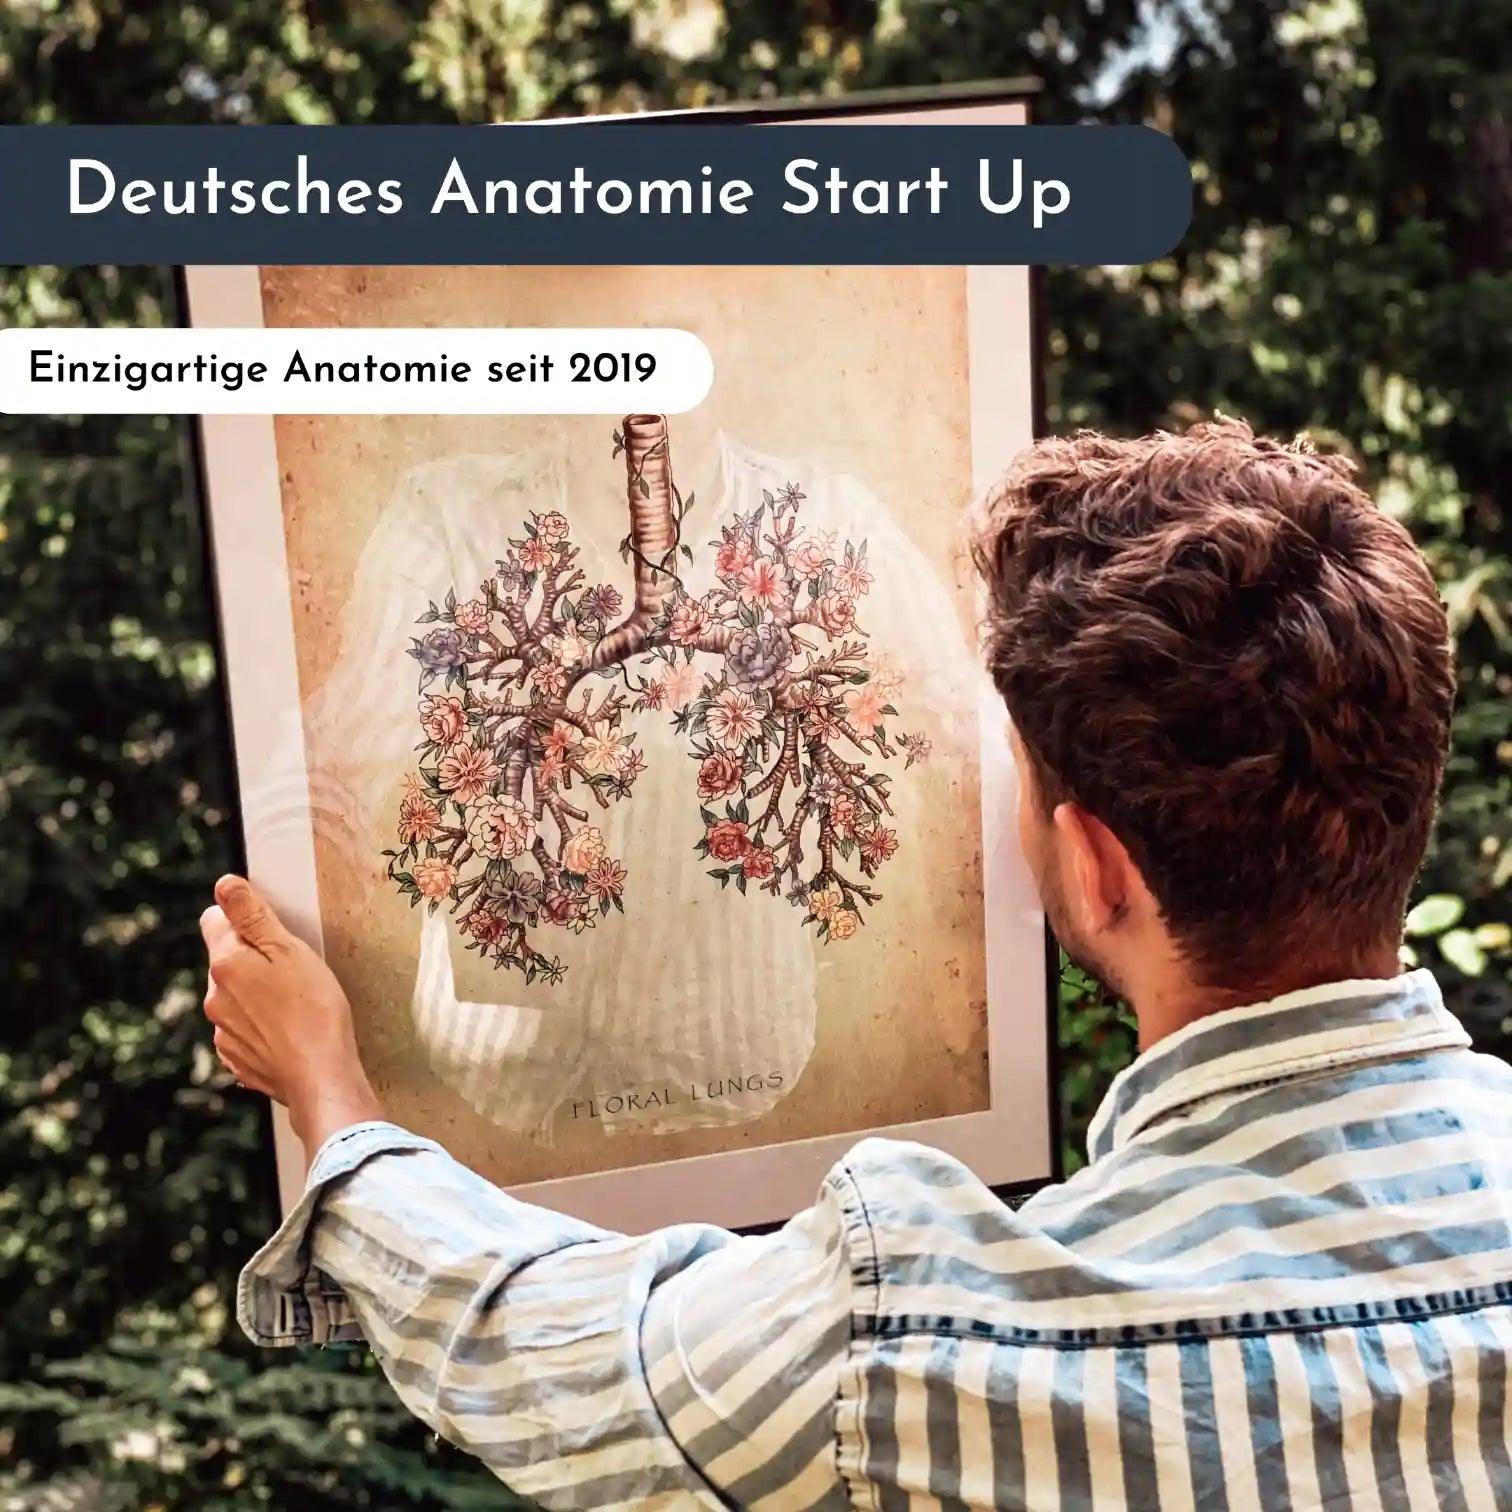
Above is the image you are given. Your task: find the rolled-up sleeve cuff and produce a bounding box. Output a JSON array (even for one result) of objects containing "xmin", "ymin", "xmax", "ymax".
[{"xmin": 237, "ymin": 1120, "xmax": 440, "ymax": 1348}]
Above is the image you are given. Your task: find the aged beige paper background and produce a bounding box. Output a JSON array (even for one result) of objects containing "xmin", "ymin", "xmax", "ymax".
[{"xmin": 259, "ymin": 265, "xmax": 990, "ymax": 1184}]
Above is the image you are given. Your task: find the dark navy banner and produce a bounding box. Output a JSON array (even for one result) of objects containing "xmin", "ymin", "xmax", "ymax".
[{"xmin": 0, "ymin": 125, "xmax": 1190, "ymax": 266}]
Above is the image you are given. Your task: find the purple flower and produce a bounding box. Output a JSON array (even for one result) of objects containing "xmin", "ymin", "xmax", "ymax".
[
  {"xmin": 724, "ymin": 622, "xmax": 793, "ymax": 693},
  {"xmin": 495, "ymin": 869, "xmax": 544, "ymax": 924},
  {"xmin": 580, "ymin": 583, "xmax": 623, "ymax": 621},
  {"xmin": 409, "ymin": 628, "xmax": 468, "ymax": 678}
]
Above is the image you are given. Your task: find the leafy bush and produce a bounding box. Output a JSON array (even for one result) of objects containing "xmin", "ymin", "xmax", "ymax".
[{"xmin": 2, "ymin": 1, "xmax": 1505, "ymax": 1502}]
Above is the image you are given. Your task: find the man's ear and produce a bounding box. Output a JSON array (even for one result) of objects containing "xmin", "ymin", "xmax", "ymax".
[{"xmin": 1051, "ymin": 801, "xmax": 1140, "ymax": 934}]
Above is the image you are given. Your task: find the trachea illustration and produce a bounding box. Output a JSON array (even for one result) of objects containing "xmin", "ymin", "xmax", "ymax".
[{"xmin": 386, "ymin": 414, "xmax": 928, "ymax": 984}]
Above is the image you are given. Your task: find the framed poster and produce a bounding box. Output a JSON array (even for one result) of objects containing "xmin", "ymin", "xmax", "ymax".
[{"xmin": 185, "ymin": 82, "xmax": 1056, "ymax": 1233}]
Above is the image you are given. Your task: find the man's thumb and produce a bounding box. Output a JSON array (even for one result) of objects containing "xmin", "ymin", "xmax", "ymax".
[{"xmin": 214, "ymin": 875, "xmax": 285, "ymax": 951}]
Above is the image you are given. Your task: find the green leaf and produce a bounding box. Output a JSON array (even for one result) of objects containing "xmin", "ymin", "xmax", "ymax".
[
  {"xmin": 1405, "ymin": 893, "xmax": 1465, "ymax": 936},
  {"xmin": 1438, "ymin": 928, "xmax": 1487, "ymax": 977}
]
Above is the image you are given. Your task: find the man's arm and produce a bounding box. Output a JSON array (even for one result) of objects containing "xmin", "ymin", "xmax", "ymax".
[{"xmin": 201, "ymin": 878, "xmax": 855, "ymax": 1509}]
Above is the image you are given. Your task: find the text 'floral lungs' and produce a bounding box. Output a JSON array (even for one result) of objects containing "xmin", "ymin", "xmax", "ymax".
[{"xmin": 386, "ymin": 413, "xmax": 928, "ymax": 985}]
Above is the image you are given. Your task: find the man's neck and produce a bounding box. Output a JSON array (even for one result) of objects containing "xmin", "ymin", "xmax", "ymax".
[{"xmin": 1132, "ymin": 944, "xmax": 1404, "ymax": 1053}]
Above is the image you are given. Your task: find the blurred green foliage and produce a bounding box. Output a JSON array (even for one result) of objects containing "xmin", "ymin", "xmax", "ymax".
[{"xmin": 1, "ymin": 1, "xmax": 1506, "ymax": 1504}]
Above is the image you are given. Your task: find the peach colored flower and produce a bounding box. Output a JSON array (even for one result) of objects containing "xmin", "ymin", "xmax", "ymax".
[
  {"xmin": 845, "ymin": 684, "xmax": 887, "ymax": 732},
  {"xmin": 467, "ymin": 795, "xmax": 535, "ymax": 860},
  {"xmin": 705, "ymin": 689, "xmax": 761, "ymax": 749},
  {"xmin": 418, "ymin": 693, "xmax": 468, "ymax": 749},
  {"xmin": 817, "ymin": 589, "xmax": 856, "ymax": 636},
  {"xmin": 714, "ymin": 537, "xmax": 755, "ymax": 581},
  {"xmin": 697, "ymin": 750, "xmax": 745, "ymax": 801},
  {"xmin": 398, "ymin": 790, "xmax": 443, "ymax": 846},
  {"xmin": 661, "ymin": 661, "xmax": 702, "ymax": 710},
  {"xmin": 519, "ymin": 537, "xmax": 555, "ymax": 571},
  {"xmin": 579, "ymin": 728, "xmax": 630, "ymax": 777},
  {"xmin": 834, "ymin": 560, "xmax": 874, "ymax": 599},
  {"xmin": 453, "ymin": 598, "xmax": 491, "ymax": 635},
  {"xmin": 809, "ymin": 884, "xmax": 843, "ymax": 921},
  {"xmin": 789, "ymin": 535, "xmax": 831, "ymax": 580},
  {"xmin": 562, "ymin": 826, "xmax": 608, "ymax": 874},
  {"xmin": 827, "ymin": 908, "xmax": 860, "ymax": 941},
  {"xmin": 867, "ymin": 659, "xmax": 905, "ymax": 701},
  {"xmin": 737, "ymin": 556, "xmax": 784, "ymax": 608},
  {"xmin": 437, "ymin": 743, "xmax": 502, "ymax": 805},
  {"xmin": 667, "ymin": 596, "xmax": 708, "ymax": 645},
  {"xmin": 539, "ymin": 750, "xmax": 565, "ymax": 789},
  {"xmin": 861, "ymin": 826, "xmax": 899, "ymax": 864},
  {"xmin": 412, "ymin": 857, "xmax": 457, "ymax": 900},
  {"xmin": 585, "ymin": 857, "xmax": 627, "ymax": 902},
  {"xmin": 706, "ymin": 819, "xmax": 751, "ymax": 863},
  {"xmin": 536, "ymin": 510, "xmax": 570, "ymax": 544},
  {"xmin": 741, "ymin": 846, "xmax": 776, "ymax": 880}
]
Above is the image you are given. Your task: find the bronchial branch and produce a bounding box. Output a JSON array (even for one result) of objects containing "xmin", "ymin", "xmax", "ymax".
[{"xmin": 385, "ymin": 414, "xmax": 931, "ymax": 986}]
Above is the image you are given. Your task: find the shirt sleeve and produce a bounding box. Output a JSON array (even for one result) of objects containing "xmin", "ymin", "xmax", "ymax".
[{"xmin": 237, "ymin": 1120, "xmax": 857, "ymax": 1511}]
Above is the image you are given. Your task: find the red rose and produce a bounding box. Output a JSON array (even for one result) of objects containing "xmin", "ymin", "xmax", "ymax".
[
  {"xmin": 741, "ymin": 846, "xmax": 776, "ymax": 880},
  {"xmin": 706, "ymin": 820, "xmax": 751, "ymax": 862},
  {"xmin": 697, "ymin": 751, "xmax": 745, "ymax": 801}
]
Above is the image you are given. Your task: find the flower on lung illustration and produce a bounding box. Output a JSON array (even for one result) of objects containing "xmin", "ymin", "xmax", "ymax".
[{"xmin": 385, "ymin": 414, "xmax": 927, "ymax": 983}]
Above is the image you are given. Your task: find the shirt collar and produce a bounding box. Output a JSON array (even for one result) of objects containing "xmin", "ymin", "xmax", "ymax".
[{"xmin": 1085, "ymin": 969, "xmax": 1470, "ymax": 1162}]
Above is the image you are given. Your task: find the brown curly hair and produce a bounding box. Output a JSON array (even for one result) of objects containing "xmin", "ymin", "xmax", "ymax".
[{"xmin": 973, "ymin": 418, "xmax": 1455, "ymax": 989}]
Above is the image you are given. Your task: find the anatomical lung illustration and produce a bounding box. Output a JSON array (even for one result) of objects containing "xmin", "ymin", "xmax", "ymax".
[{"xmin": 387, "ymin": 414, "xmax": 929, "ymax": 986}]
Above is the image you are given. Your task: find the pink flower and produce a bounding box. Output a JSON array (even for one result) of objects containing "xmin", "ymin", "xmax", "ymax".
[
  {"xmin": 519, "ymin": 537, "xmax": 555, "ymax": 572},
  {"xmin": 467, "ymin": 795, "xmax": 535, "ymax": 860},
  {"xmin": 705, "ymin": 689, "xmax": 761, "ymax": 749},
  {"xmin": 715, "ymin": 537, "xmax": 755, "ymax": 581},
  {"xmin": 661, "ymin": 661, "xmax": 702, "ymax": 710},
  {"xmin": 668, "ymin": 597, "xmax": 709, "ymax": 646},
  {"xmin": 418, "ymin": 693, "xmax": 468, "ymax": 749},
  {"xmin": 453, "ymin": 598, "xmax": 491, "ymax": 635},
  {"xmin": 543, "ymin": 890, "xmax": 588, "ymax": 928},
  {"xmin": 697, "ymin": 750, "xmax": 745, "ymax": 801},
  {"xmin": 542, "ymin": 720, "xmax": 577, "ymax": 761},
  {"xmin": 789, "ymin": 535, "xmax": 831, "ymax": 580},
  {"xmin": 741, "ymin": 847, "xmax": 776, "ymax": 880},
  {"xmin": 585, "ymin": 858, "xmax": 627, "ymax": 901},
  {"xmin": 861, "ymin": 826, "xmax": 899, "ymax": 864},
  {"xmin": 530, "ymin": 660, "xmax": 568, "ymax": 700},
  {"xmin": 828, "ymin": 792, "xmax": 859, "ymax": 834},
  {"xmin": 535, "ymin": 510, "xmax": 570, "ymax": 544},
  {"xmin": 844, "ymin": 684, "xmax": 887, "ymax": 732},
  {"xmin": 413, "ymin": 857, "xmax": 457, "ymax": 900},
  {"xmin": 437, "ymin": 743, "xmax": 502, "ymax": 805},
  {"xmin": 817, "ymin": 589, "xmax": 856, "ymax": 636},
  {"xmin": 398, "ymin": 790, "xmax": 443, "ymax": 846},
  {"xmin": 834, "ymin": 560, "xmax": 874, "ymax": 599},
  {"xmin": 464, "ymin": 906, "xmax": 510, "ymax": 945},
  {"xmin": 563, "ymin": 826, "xmax": 608, "ymax": 874},
  {"xmin": 737, "ymin": 557, "xmax": 784, "ymax": 608},
  {"xmin": 706, "ymin": 820, "xmax": 751, "ymax": 863},
  {"xmin": 827, "ymin": 908, "xmax": 860, "ymax": 941},
  {"xmin": 639, "ymin": 679, "xmax": 668, "ymax": 710}
]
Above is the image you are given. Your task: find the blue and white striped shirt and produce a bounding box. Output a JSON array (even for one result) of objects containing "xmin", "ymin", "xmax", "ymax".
[{"xmin": 242, "ymin": 970, "xmax": 1512, "ymax": 1508}]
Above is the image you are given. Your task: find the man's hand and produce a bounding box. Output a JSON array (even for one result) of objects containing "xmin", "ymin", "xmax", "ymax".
[{"xmin": 199, "ymin": 875, "xmax": 384, "ymax": 1155}]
